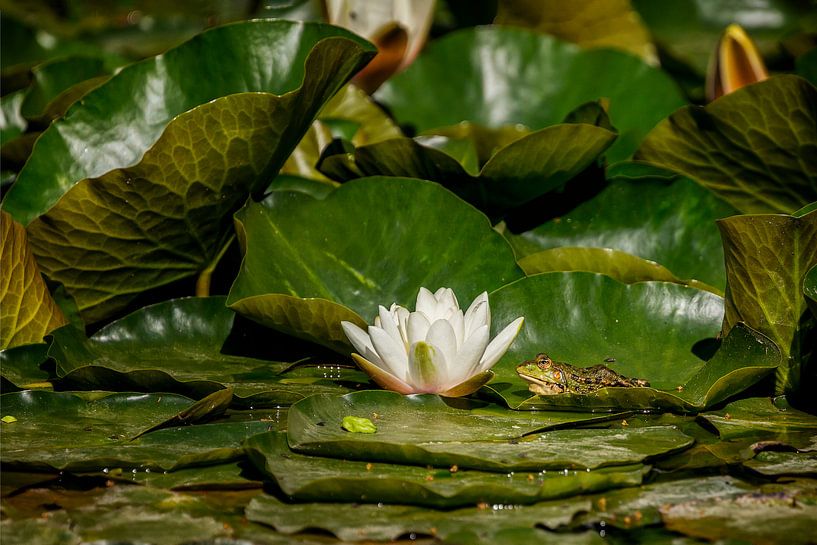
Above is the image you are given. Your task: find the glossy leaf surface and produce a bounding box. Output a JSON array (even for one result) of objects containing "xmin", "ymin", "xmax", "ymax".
[
  {"xmin": 377, "ymin": 26, "xmax": 685, "ymax": 163},
  {"xmin": 246, "ymin": 431, "xmax": 645, "ymax": 507},
  {"xmin": 227, "ymin": 177, "xmax": 524, "ymax": 352}
]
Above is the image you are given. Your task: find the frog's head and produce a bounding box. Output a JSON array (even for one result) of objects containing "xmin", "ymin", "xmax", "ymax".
[{"xmin": 515, "ymin": 353, "xmax": 567, "ymax": 395}]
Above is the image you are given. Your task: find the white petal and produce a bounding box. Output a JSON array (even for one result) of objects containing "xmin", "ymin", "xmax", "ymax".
[
  {"xmin": 407, "ymin": 311, "xmax": 431, "ymax": 346},
  {"xmin": 378, "ymin": 305, "xmax": 406, "ymax": 351},
  {"xmin": 395, "ymin": 306, "xmax": 410, "ymax": 345},
  {"xmin": 416, "ymin": 287, "xmax": 436, "ymax": 317},
  {"xmin": 341, "ymin": 321, "xmax": 384, "ymax": 367},
  {"xmin": 449, "ymin": 323, "xmax": 490, "ymax": 385},
  {"xmin": 426, "ymin": 319, "xmax": 457, "ymax": 381},
  {"xmin": 369, "ymin": 325, "xmax": 409, "ymax": 378},
  {"xmin": 407, "ymin": 341, "xmax": 445, "ymax": 392},
  {"xmin": 464, "ymin": 295, "xmax": 489, "ymax": 337},
  {"xmin": 478, "ymin": 317, "xmax": 525, "ymax": 372},
  {"xmin": 448, "ymin": 309, "xmax": 464, "ymax": 348},
  {"xmin": 436, "ymin": 287, "xmax": 458, "ymax": 312}
]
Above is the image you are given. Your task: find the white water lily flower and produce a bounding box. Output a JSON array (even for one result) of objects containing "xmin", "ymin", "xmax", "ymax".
[{"xmin": 341, "ymin": 287, "xmax": 524, "ymax": 397}]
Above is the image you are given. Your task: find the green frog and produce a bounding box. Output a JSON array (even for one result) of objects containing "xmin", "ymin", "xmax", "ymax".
[{"xmin": 516, "ymin": 353, "xmax": 650, "ymax": 395}]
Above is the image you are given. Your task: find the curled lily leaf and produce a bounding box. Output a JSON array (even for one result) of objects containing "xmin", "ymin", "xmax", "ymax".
[
  {"xmin": 706, "ymin": 24, "xmax": 768, "ymax": 102},
  {"xmin": 342, "ymin": 287, "xmax": 524, "ymax": 397}
]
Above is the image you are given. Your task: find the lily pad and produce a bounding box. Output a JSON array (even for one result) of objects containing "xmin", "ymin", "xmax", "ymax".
[
  {"xmin": 0, "ymin": 211, "xmax": 68, "ymax": 349},
  {"xmin": 227, "ymin": 177, "xmax": 524, "ymax": 352},
  {"xmin": 246, "ymin": 492, "xmax": 593, "ymax": 542},
  {"xmin": 495, "ymin": 0, "xmax": 657, "ymax": 64},
  {"xmin": 518, "ymin": 247, "xmax": 721, "ymax": 295},
  {"xmin": 718, "ymin": 209, "xmax": 817, "ymax": 395},
  {"xmin": 319, "ymin": 123, "xmax": 616, "ymax": 216},
  {"xmin": 806, "ymin": 264, "xmax": 817, "ymax": 317},
  {"xmin": 123, "ymin": 461, "xmax": 262, "ymax": 490},
  {"xmin": 636, "ymin": 75, "xmax": 817, "ymax": 215},
  {"xmin": 377, "ymin": 26, "xmax": 686, "ymax": 163},
  {"xmin": 47, "ymin": 296, "xmax": 361, "ymax": 404},
  {"xmin": 485, "ymin": 272, "xmax": 735, "ymax": 409},
  {"xmin": 287, "ymin": 391, "xmax": 692, "ymax": 471},
  {"xmin": 2, "ymin": 21, "xmax": 375, "ymax": 322},
  {"xmin": 501, "ymin": 171, "xmax": 736, "ymax": 289},
  {"xmin": 699, "ymin": 397, "xmax": 817, "ymax": 451},
  {"xmin": 19, "ymin": 56, "xmax": 107, "ymax": 122},
  {"xmin": 589, "ymin": 475, "xmax": 753, "ymax": 528},
  {"xmin": 0, "ymin": 390, "xmax": 272, "ymax": 472},
  {"xmin": 0, "ymin": 343, "xmax": 51, "ymax": 391},
  {"xmin": 245, "ymin": 431, "xmax": 646, "ymax": 507},
  {"xmin": 660, "ymin": 487, "xmax": 817, "ymax": 545},
  {"xmin": 744, "ymin": 451, "xmax": 817, "ymax": 477}
]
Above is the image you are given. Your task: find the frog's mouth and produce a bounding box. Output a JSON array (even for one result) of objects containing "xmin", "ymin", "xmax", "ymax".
[{"xmin": 517, "ymin": 372, "xmax": 565, "ymax": 394}]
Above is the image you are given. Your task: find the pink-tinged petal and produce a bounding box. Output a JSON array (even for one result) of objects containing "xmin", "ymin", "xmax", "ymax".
[
  {"xmin": 341, "ymin": 321, "xmax": 383, "ymax": 367},
  {"xmin": 352, "ymin": 353, "xmax": 415, "ymax": 394},
  {"xmin": 369, "ymin": 325, "xmax": 409, "ymax": 378},
  {"xmin": 439, "ymin": 370, "xmax": 495, "ymax": 398},
  {"xmin": 378, "ymin": 305, "xmax": 406, "ymax": 350},
  {"xmin": 450, "ymin": 323, "xmax": 490, "ymax": 385},
  {"xmin": 464, "ymin": 296, "xmax": 489, "ymax": 337},
  {"xmin": 478, "ymin": 317, "xmax": 525, "ymax": 372},
  {"xmin": 426, "ymin": 319, "xmax": 457, "ymax": 382},
  {"xmin": 407, "ymin": 310, "xmax": 430, "ymax": 346},
  {"xmin": 407, "ymin": 341, "xmax": 444, "ymax": 392},
  {"xmin": 415, "ymin": 287, "xmax": 436, "ymax": 317}
]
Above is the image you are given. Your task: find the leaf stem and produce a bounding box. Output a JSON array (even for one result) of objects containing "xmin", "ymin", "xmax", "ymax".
[{"xmin": 196, "ymin": 235, "xmax": 235, "ymax": 297}]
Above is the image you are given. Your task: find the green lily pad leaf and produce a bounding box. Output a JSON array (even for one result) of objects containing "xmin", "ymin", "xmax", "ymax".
[
  {"xmin": 486, "ymin": 272, "xmax": 728, "ymax": 409},
  {"xmin": 246, "ymin": 431, "xmax": 645, "ymax": 508},
  {"xmin": 320, "ymin": 123, "xmax": 616, "ymax": 216},
  {"xmin": 287, "ymin": 391, "xmax": 691, "ymax": 471},
  {"xmin": 0, "ymin": 343, "xmax": 51, "ymax": 391},
  {"xmin": 227, "ymin": 177, "xmax": 524, "ymax": 352},
  {"xmin": 19, "ymin": 56, "xmax": 107, "ymax": 121},
  {"xmin": 495, "ymin": 0, "xmax": 657, "ymax": 64},
  {"xmin": 744, "ymin": 451, "xmax": 817, "ymax": 477},
  {"xmin": 636, "ymin": 75, "xmax": 817, "ymax": 215},
  {"xmin": 3, "ymin": 22, "xmax": 375, "ymax": 323},
  {"xmin": 518, "ymin": 247, "xmax": 721, "ymax": 295},
  {"xmin": 122, "ymin": 461, "xmax": 261, "ymax": 491},
  {"xmin": 699, "ymin": 397, "xmax": 817, "ymax": 451},
  {"xmin": 47, "ymin": 297, "xmax": 364, "ymax": 405},
  {"xmin": 0, "ymin": 211, "xmax": 68, "ymax": 349},
  {"xmin": 718, "ymin": 210, "xmax": 817, "ymax": 395},
  {"xmin": 0, "ymin": 514, "xmax": 79, "ymax": 545},
  {"xmin": 247, "ymin": 492, "xmax": 592, "ymax": 542},
  {"xmin": 130, "ymin": 387, "xmax": 233, "ymax": 440},
  {"xmin": 0, "ymin": 390, "xmax": 271, "ymax": 472},
  {"xmin": 501, "ymin": 171, "xmax": 736, "ymax": 289},
  {"xmin": 376, "ymin": 26, "xmax": 686, "ymax": 163},
  {"xmin": 590, "ymin": 475, "xmax": 753, "ymax": 528},
  {"xmin": 660, "ymin": 487, "xmax": 817, "ymax": 545},
  {"xmin": 419, "ymin": 122, "xmax": 533, "ymax": 170}
]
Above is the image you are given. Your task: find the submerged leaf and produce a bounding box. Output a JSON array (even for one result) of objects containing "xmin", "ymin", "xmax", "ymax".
[{"xmin": 0, "ymin": 211, "xmax": 67, "ymax": 349}]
